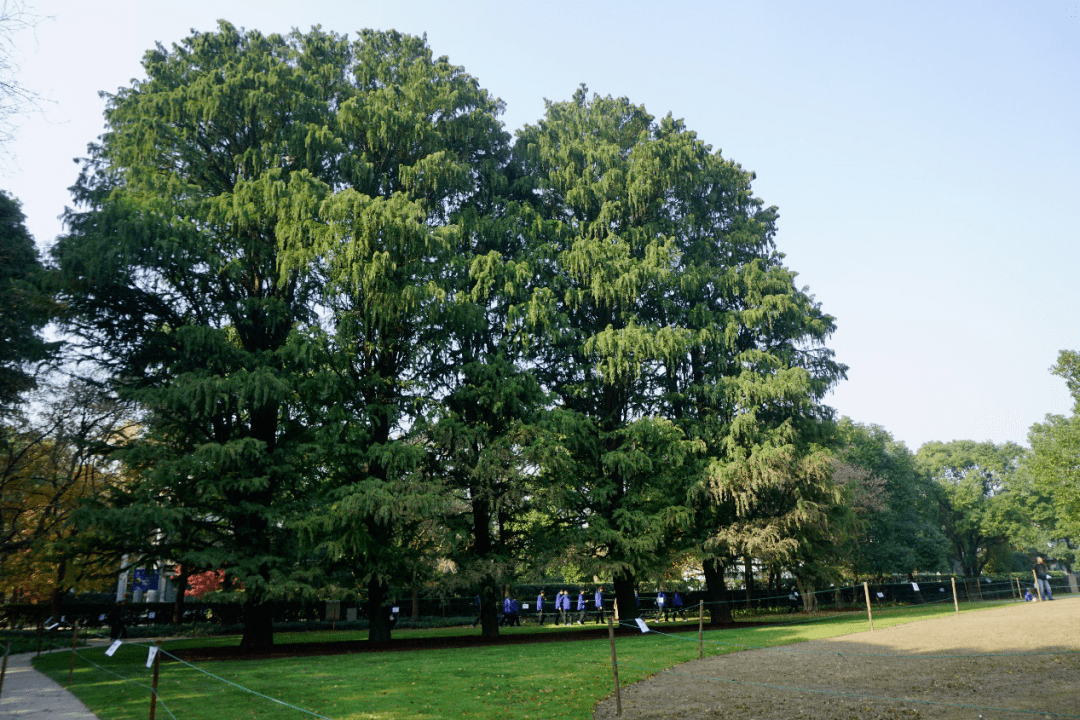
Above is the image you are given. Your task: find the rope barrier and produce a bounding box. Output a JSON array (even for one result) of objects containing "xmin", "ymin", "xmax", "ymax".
[
  {"xmin": 68, "ymin": 633, "xmax": 337, "ymax": 720},
  {"xmin": 159, "ymin": 649, "xmax": 336, "ymax": 720},
  {"xmin": 66, "ymin": 646, "xmax": 178, "ymax": 720}
]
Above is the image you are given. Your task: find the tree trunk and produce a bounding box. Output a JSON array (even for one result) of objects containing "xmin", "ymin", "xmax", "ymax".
[
  {"xmin": 703, "ymin": 557, "xmax": 733, "ymax": 623},
  {"xmin": 795, "ymin": 576, "xmax": 818, "ymax": 612},
  {"xmin": 239, "ymin": 596, "xmax": 274, "ymax": 649},
  {"xmin": 366, "ymin": 575, "xmax": 392, "ymax": 643},
  {"xmin": 743, "ymin": 555, "xmax": 754, "ymax": 607},
  {"xmin": 612, "ymin": 570, "xmax": 638, "ymax": 626},
  {"xmin": 479, "ymin": 580, "xmax": 500, "ymax": 639},
  {"xmin": 471, "ymin": 485, "xmax": 500, "ymax": 638},
  {"xmin": 411, "ymin": 587, "xmax": 420, "ymax": 618},
  {"xmin": 172, "ymin": 568, "xmax": 189, "ymax": 625},
  {"xmin": 50, "ymin": 558, "xmax": 67, "ymax": 619}
]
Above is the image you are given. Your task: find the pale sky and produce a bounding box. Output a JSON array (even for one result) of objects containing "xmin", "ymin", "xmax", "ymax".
[{"xmin": 4, "ymin": 0, "xmax": 1078, "ymax": 451}]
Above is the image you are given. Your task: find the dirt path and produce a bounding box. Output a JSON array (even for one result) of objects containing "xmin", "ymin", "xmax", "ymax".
[{"xmin": 594, "ymin": 598, "xmax": 1080, "ymax": 719}]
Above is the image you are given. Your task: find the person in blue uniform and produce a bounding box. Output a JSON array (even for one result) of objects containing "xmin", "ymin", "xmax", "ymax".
[
  {"xmin": 594, "ymin": 587, "xmax": 605, "ymax": 624},
  {"xmin": 672, "ymin": 591, "xmax": 686, "ymax": 620},
  {"xmin": 536, "ymin": 590, "xmax": 546, "ymax": 626},
  {"xmin": 576, "ymin": 589, "xmax": 587, "ymax": 624},
  {"xmin": 656, "ymin": 590, "xmax": 667, "ymax": 621}
]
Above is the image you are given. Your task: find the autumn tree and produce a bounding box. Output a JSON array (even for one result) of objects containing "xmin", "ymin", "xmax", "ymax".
[{"xmin": 0, "ymin": 382, "xmax": 132, "ymax": 612}]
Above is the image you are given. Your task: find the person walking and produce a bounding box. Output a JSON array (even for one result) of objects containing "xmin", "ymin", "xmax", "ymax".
[
  {"xmin": 576, "ymin": 589, "xmax": 587, "ymax": 624},
  {"xmin": 656, "ymin": 590, "xmax": 667, "ymax": 621},
  {"xmin": 536, "ymin": 590, "xmax": 547, "ymax": 626},
  {"xmin": 1034, "ymin": 557, "xmax": 1054, "ymax": 600},
  {"xmin": 671, "ymin": 591, "xmax": 686, "ymax": 620},
  {"xmin": 594, "ymin": 586, "xmax": 605, "ymax": 624},
  {"xmin": 501, "ymin": 594, "xmax": 512, "ymax": 626},
  {"xmin": 472, "ymin": 593, "xmax": 482, "ymax": 627}
]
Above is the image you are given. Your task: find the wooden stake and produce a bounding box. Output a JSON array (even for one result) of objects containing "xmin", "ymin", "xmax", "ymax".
[
  {"xmin": 951, "ymin": 577, "xmax": 959, "ymax": 614},
  {"xmin": 36, "ymin": 627, "xmax": 41, "ymax": 658},
  {"xmin": 149, "ymin": 641, "xmax": 162, "ymax": 720},
  {"xmin": 607, "ymin": 618, "xmax": 621, "ymax": 716},
  {"xmin": 1033, "ymin": 569, "xmax": 1043, "ymax": 601},
  {"xmin": 1014, "ymin": 576, "xmax": 1022, "ymax": 599},
  {"xmin": 67, "ymin": 624, "xmax": 78, "ymax": 686},
  {"xmin": 0, "ymin": 642, "xmax": 10, "ymax": 698},
  {"xmin": 862, "ymin": 582, "xmax": 874, "ymax": 632},
  {"xmin": 698, "ymin": 600, "xmax": 704, "ymax": 660}
]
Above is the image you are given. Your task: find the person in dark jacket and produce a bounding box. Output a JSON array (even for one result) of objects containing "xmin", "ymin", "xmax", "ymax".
[
  {"xmin": 536, "ymin": 591, "xmax": 546, "ymax": 626},
  {"xmin": 672, "ymin": 591, "xmax": 686, "ymax": 620},
  {"xmin": 594, "ymin": 587, "xmax": 605, "ymax": 624},
  {"xmin": 1034, "ymin": 557, "xmax": 1053, "ymax": 600},
  {"xmin": 107, "ymin": 600, "xmax": 128, "ymax": 640},
  {"xmin": 576, "ymin": 589, "xmax": 587, "ymax": 624}
]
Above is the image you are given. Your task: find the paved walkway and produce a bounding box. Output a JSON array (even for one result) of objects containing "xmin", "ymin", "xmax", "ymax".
[{"xmin": 0, "ymin": 651, "xmax": 99, "ymax": 719}]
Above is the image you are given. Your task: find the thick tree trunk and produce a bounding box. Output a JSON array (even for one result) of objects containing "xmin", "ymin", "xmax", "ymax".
[
  {"xmin": 703, "ymin": 558, "xmax": 733, "ymax": 623},
  {"xmin": 50, "ymin": 559, "xmax": 67, "ymax": 619},
  {"xmin": 239, "ymin": 596, "xmax": 274, "ymax": 649},
  {"xmin": 410, "ymin": 587, "xmax": 420, "ymax": 618},
  {"xmin": 479, "ymin": 580, "xmax": 500, "ymax": 638},
  {"xmin": 612, "ymin": 570, "xmax": 638, "ymax": 626},
  {"xmin": 743, "ymin": 555, "xmax": 754, "ymax": 606},
  {"xmin": 366, "ymin": 575, "xmax": 392, "ymax": 643},
  {"xmin": 471, "ymin": 487, "xmax": 500, "ymax": 638},
  {"xmin": 172, "ymin": 568, "xmax": 189, "ymax": 625}
]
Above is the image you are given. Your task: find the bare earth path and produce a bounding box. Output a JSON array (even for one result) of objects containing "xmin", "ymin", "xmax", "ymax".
[{"xmin": 595, "ymin": 598, "xmax": 1080, "ymax": 719}]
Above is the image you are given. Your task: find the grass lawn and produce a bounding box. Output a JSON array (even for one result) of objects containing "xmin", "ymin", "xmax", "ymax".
[{"xmin": 33, "ymin": 600, "xmax": 1010, "ymax": 720}]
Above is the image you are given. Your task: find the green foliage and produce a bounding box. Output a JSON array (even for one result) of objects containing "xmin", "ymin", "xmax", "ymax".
[
  {"xmin": 916, "ymin": 439, "xmax": 1027, "ymax": 576},
  {"xmin": 836, "ymin": 419, "xmax": 949, "ymax": 576},
  {"xmin": 0, "ymin": 190, "xmax": 55, "ymax": 412},
  {"xmin": 1022, "ymin": 350, "xmax": 1080, "ymax": 559}
]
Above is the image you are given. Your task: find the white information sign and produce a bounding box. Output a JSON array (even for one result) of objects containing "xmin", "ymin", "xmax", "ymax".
[
  {"xmin": 99, "ymin": 614, "xmax": 106, "ymax": 621},
  {"xmin": 148, "ymin": 611, "xmax": 156, "ymax": 619},
  {"xmin": 634, "ymin": 618, "xmax": 650, "ymax": 633},
  {"xmin": 145, "ymin": 645, "xmax": 158, "ymax": 668},
  {"xmin": 876, "ymin": 592, "xmax": 884, "ymax": 599},
  {"xmin": 105, "ymin": 640, "xmax": 123, "ymax": 657},
  {"xmin": 391, "ymin": 607, "xmax": 400, "ymax": 614},
  {"xmin": 911, "ymin": 582, "xmax": 920, "ymax": 592},
  {"xmin": 522, "ymin": 603, "xmax": 529, "ymax": 609}
]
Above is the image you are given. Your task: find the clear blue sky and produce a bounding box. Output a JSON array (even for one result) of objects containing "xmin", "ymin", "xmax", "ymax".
[{"xmin": 5, "ymin": 0, "xmax": 1078, "ymax": 451}]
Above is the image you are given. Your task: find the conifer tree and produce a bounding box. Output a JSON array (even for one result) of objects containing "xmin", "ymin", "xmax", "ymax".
[
  {"xmin": 54, "ymin": 22, "xmax": 350, "ymax": 648},
  {"xmin": 281, "ymin": 30, "xmax": 509, "ymax": 642}
]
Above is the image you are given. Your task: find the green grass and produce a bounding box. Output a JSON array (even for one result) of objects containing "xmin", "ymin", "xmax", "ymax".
[{"xmin": 33, "ymin": 600, "xmax": 1009, "ymax": 720}]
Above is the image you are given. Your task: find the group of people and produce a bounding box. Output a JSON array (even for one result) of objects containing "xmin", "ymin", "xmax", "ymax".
[
  {"xmin": 534, "ymin": 588, "xmax": 602, "ymax": 626},
  {"xmin": 485, "ymin": 586, "xmax": 689, "ymax": 627}
]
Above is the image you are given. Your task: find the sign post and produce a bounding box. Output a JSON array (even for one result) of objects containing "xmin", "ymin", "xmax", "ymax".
[
  {"xmin": 607, "ymin": 618, "xmax": 621, "ymax": 716},
  {"xmin": 862, "ymin": 582, "xmax": 874, "ymax": 632},
  {"xmin": 698, "ymin": 600, "xmax": 704, "ymax": 660}
]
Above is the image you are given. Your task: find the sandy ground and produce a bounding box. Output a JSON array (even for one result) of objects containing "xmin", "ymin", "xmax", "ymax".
[{"xmin": 594, "ymin": 598, "xmax": 1080, "ymax": 720}]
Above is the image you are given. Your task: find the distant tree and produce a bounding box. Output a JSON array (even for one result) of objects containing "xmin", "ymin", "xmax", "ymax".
[
  {"xmin": 1023, "ymin": 350, "xmax": 1080, "ymax": 562},
  {"xmin": 916, "ymin": 439, "xmax": 1026, "ymax": 577},
  {"xmin": 0, "ymin": 190, "xmax": 54, "ymax": 413},
  {"xmin": 837, "ymin": 419, "xmax": 949, "ymax": 577}
]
